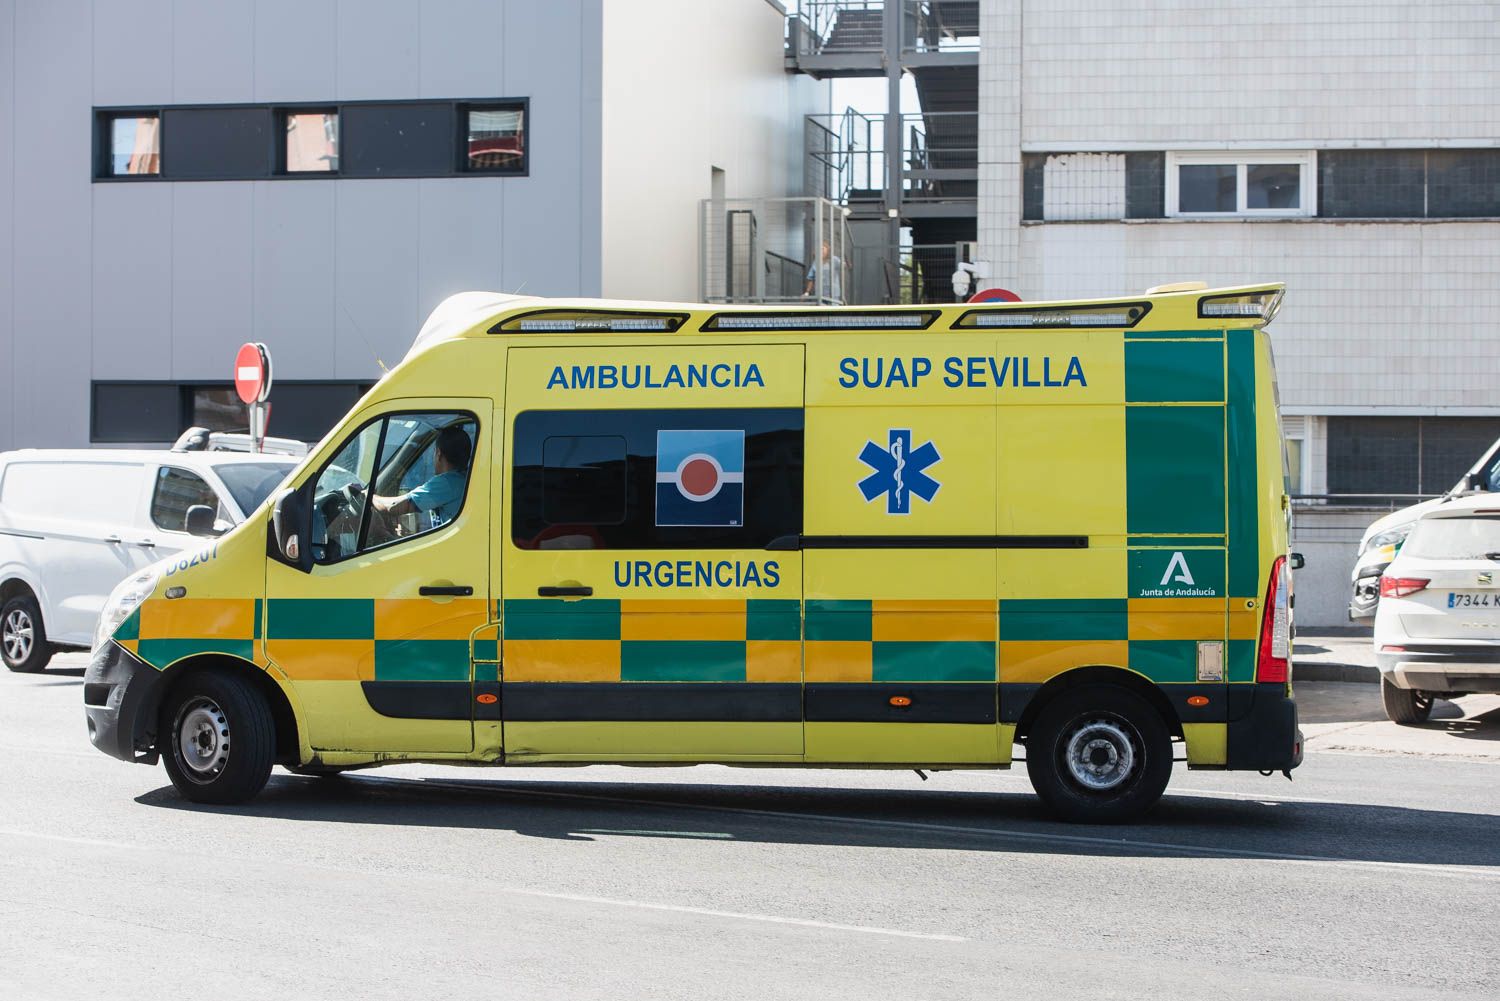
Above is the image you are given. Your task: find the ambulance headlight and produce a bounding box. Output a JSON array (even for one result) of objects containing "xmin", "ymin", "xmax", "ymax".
[{"xmin": 94, "ymin": 566, "xmax": 160, "ymax": 652}]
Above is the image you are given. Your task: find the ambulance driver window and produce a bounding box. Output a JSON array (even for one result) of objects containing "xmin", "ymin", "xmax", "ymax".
[
  {"xmin": 511, "ymin": 408, "xmax": 802, "ymax": 550},
  {"xmin": 310, "ymin": 411, "xmax": 478, "ymax": 563}
]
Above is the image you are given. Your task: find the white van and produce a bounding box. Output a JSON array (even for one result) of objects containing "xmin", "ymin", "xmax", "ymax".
[{"xmin": 0, "ymin": 450, "xmax": 297, "ymax": 672}]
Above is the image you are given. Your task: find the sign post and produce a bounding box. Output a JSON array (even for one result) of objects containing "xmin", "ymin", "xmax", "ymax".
[{"xmin": 234, "ymin": 342, "xmax": 273, "ymax": 453}]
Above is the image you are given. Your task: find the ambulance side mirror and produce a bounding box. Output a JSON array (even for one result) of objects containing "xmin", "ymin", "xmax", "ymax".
[{"xmin": 270, "ymin": 486, "xmax": 313, "ymax": 572}]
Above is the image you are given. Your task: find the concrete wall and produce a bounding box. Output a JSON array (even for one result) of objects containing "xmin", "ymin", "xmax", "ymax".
[
  {"xmin": 0, "ymin": 0, "xmax": 604, "ymax": 450},
  {"xmin": 1012, "ymin": 0, "xmax": 1500, "ymax": 148},
  {"xmin": 1015, "ymin": 220, "xmax": 1500, "ymax": 415},
  {"xmin": 600, "ymin": 0, "xmax": 822, "ymax": 302}
]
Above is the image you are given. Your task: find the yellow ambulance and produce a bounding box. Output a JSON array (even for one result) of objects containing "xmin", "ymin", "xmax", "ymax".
[{"xmin": 84, "ymin": 282, "xmax": 1301, "ymax": 823}]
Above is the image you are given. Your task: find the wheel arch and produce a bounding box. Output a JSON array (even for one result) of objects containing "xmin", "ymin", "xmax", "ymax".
[
  {"xmin": 150, "ymin": 654, "xmax": 301, "ymax": 764},
  {"xmin": 0, "ymin": 573, "xmax": 44, "ymax": 615},
  {"xmin": 1013, "ymin": 665, "xmax": 1183, "ymax": 744}
]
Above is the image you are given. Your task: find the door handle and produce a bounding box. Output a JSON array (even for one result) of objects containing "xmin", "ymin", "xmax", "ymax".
[
  {"xmin": 538, "ymin": 585, "xmax": 592, "ymax": 597},
  {"xmin": 419, "ymin": 585, "xmax": 474, "ymax": 597},
  {"xmin": 137, "ymin": 539, "xmax": 156, "ymax": 548},
  {"xmin": 103, "ymin": 535, "xmax": 122, "ymax": 544}
]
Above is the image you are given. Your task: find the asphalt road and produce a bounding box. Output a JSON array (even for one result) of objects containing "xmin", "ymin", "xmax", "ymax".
[{"xmin": 2, "ymin": 655, "xmax": 1497, "ymax": 1001}]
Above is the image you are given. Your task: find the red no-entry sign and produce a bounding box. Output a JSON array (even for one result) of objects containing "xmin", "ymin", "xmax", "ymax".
[
  {"xmin": 234, "ymin": 342, "xmax": 272, "ymax": 404},
  {"xmin": 969, "ymin": 287, "xmax": 1022, "ymax": 303}
]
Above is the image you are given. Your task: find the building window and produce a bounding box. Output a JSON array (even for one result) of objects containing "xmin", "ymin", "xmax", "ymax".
[
  {"xmin": 103, "ymin": 113, "xmax": 161, "ymax": 176},
  {"xmin": 1166, "ymin": 152, "xmax": 1315, "ymax": 218},
  {"xmin": 462, "ymin": 104, "xmax": 526, "ymax": 173},
  {"xmin": 95, "ymin": 99, "xmax": 527, "ymax": 181},
  {"xmin": 283, "ymin": 109, "xmax": 339, "ymax": 173},
  {"xmin": 1285, "ymin": 435, "xmax": 1304, "ymax": 495},
  {"xmin": 511, "ymin": 408, "xmax": 803, "ymax": 550},
  {"xmin": 1326, "ymin": 416, "xmax": 1500, "ymax": 501},
  {"xmin": 91, "ymin": 381, "xmax": 375, "ymax": 444}
]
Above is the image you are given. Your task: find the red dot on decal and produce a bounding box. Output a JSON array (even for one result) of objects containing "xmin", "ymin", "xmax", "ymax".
[{"xmin": 679, "ymin": 457, "xmax": 719, "ymax": 497}]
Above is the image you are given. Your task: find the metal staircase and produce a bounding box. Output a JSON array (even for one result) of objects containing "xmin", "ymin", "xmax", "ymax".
[{"xmin": 785, "ymin": 1, "xmax": 979, "ymax": 304}]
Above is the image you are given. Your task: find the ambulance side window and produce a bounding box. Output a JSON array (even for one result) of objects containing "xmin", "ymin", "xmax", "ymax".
[
  {"xmin": 310, "ymin": 411, "xmax": 478, "ymax": 564},
  {"xmin": 511, "ymin": 408, "xmax": 802, "ymax": 550}
]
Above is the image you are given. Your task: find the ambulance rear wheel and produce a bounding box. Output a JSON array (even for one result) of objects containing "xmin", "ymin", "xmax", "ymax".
[
  {"xmin": 1026, "ymin": 685, "xmax": 1172, "ymax": 824},
  {"xmin": 160, "ymin": 670, "xmax": 275, "ymax": 805}
]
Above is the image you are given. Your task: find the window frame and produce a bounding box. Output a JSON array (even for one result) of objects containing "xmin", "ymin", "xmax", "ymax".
[
  {"xmin": 458, "ymin": 101, "xmax": 528, "ymax": 176},
  {"xmin": 96, "ymin": 109, "xmax": 164, "ymax": 180},
  {"xmin": 95, "ymin": 98, "xmax": 529, "ymax": 182},
  {"xmin": 310, "ymin": 409, "xmax": 480, "ymax": 567},
  {"xmin": 277, "ymin": 106, "xmax": 341, "ymax": 176},
  {"xmin": 1165, "ymin": 151, "xmax": 1317, "ymax": 219},
  {"xmin": 1284, "ymin": 434, "xmax": 1306, "ymax": 496}
]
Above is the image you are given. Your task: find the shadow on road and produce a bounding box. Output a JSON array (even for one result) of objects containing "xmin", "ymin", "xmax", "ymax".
[{"xmin": 135, "ymin": 770, "xmax": 1500, "ymax": 870}]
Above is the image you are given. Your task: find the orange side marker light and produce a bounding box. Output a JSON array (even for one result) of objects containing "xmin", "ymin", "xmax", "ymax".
[
  {"xmin": 476, "ymin": 693, "xmax": 499, "ymax": 705},
  {"xmin": 1186, "ymin": 695, "xmax": 1210, "ymax": 707},
  {"xmin": 889, "ymin": 696, "xmax": 912, "ymax": 707}
]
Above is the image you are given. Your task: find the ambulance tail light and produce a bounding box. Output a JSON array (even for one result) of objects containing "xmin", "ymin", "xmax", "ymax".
[
  {"xmin": 490, "ymin": 310, "xmax": 690, "ymax": 334},
  {"xmin": 954, "ymin": 303, "xmax": 1150, "ymax": 329},
  {"xmin": 1379, "ymin": 576, "xmax": 1429, "ymax": 599},
  {"xmin": 1257, "ymin": 555, "xmax": 1291, "ymax": 684},
  {"xmin": 703, "ymin": 311, "xmax": 938, "ymax": 331},
  {"xmin": 1199, "ymin": 288, "xmax": 1284, "ymax": 324}
]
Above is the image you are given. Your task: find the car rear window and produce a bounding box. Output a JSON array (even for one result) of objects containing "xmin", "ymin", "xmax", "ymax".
[{"xmin": 1403, "ymin": 515, "xmax": 1500, "ymax": 560}]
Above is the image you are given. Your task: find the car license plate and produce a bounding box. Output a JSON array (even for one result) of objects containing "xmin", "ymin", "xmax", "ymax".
[{"xmin": 1447, "ymin": 592, "xmax": 1499, "ymax": 608}]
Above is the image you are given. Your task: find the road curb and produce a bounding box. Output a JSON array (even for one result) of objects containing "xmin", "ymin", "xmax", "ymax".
[{"xmin": 1296, "ymin": 663, "xmax": 1378, "ymax": 684}]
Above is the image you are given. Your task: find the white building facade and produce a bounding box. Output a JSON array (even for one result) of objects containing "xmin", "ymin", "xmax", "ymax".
[{"xmin": 977, "ymin": 0, "xmax": 1500, "ymax": 626}]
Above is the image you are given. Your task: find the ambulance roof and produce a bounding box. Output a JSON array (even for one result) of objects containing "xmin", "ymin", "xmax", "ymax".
[{"xmin": 405, "ymin": 282, "xmax": 1285, "ymax": 357}]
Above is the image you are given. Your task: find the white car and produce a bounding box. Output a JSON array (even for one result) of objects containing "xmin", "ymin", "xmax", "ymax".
[
  {"xmin": 0, "ymin": 448, "xmax": 298, "ymax": 672},
  {"xmin": 1373, "ymin": 495, "xmax": 1500, "ymax": 723},
  {"xmin": 1350, "ymin": 436, "xmax": 1500, "ymax": 619}
]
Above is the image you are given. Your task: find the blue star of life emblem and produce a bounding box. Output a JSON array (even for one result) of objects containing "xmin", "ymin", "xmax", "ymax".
[{"xmin": 858, "ymin": 429, "xmax": 941, "ymax": 515}]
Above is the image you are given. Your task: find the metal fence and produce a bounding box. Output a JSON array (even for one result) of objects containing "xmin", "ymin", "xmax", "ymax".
[{"xmin": 699, "ymin": 197, "xmax": 852, "ymax": 306}]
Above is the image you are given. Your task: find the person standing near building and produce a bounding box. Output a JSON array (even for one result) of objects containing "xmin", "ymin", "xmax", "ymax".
[{"xmin": 803, "ymin": 240, "xmax": 843, "ymax": 303}]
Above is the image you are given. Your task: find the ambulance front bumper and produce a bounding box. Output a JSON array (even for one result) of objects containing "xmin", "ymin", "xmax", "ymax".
[
  {"xmin": 1226, "ymin": 682, "xmax": 1303, "ymax": 773},
  {"xmin": 83, "ymin": 640, "xmax": 164, "ymax": 765}
]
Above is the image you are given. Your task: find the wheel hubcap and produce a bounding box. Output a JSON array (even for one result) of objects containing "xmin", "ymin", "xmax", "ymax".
[
  {"xmin": 3, "ymin": 609, "xmax": 34, "ymax": 662},
  {"xmin": 1062, "ymin": 716, "xmax": 1139, "ymax": 792},
  {"xmin": 176, "ymin": 698, "xmax": 231, "ymax": 780}
]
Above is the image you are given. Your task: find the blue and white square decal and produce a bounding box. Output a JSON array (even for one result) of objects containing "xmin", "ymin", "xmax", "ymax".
[{"xmin": 655, "ymin": 429, "xmax": 745, "ymax": 527}]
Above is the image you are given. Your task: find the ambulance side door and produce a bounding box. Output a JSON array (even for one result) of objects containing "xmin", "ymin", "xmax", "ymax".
[
  {"xmin": 499, "ymin": 345, "xmax": 805, "ymax": 761},
  {"xmin": 264, "ymin": 401, "xmax": 491, "ymax": 755}
]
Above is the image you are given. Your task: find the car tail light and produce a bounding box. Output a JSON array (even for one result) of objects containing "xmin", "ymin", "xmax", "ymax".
[
  {"xmin": 1379, "ymin": 576, "xmax": 1430, "ymax": 599},
  {"xmin": 1257, "ymin": 556, "xmax": 1291, "ymax": 684},
  {"xmin": 1380, "ymin": 645, "xmax": 1406, "ymax": 653}
]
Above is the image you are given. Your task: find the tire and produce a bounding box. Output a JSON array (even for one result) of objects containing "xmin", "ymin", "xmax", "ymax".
[
  {"xmin": 1025, "ymin": 685, "xmax": 1173, "ymax": 824},
  {"xmin": 159, "ymin": 670, "xmax": 275, "ymax": 805},
  {"xmin": 2, "ymin": 593, "xmax": 53, "ymax": 673},
  {"xmin": 1381, "ymin": 676, "xmax": 1434, "ymax": 725}
]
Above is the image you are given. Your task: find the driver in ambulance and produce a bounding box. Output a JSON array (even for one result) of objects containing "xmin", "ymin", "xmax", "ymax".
[{"xmin": 370, "ymin": 425, "xmax": 473, "ymax": 530}]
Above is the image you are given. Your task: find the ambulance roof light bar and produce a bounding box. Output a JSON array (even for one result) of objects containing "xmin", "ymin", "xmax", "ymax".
[
  {"xmin": 490, "ymin": 310, "xmax": 690, "ymax": 334},
  {"xmin": 1198, "ymin": 288, "xmax": 1285, "ymax": 324},
  {"xmin": 703, "ymin": 310, "xmax": 939, "ymax": 332},
  {"xmin": 953, "ymin": 302, "xmax": 1152, "ymax": 330}
]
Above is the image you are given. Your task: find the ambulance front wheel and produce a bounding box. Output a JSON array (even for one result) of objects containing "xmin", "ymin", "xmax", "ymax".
[
  {"xmin": 1025, "ymin": 685, "xmax": 1172, "ymax": 824},
  {"xmin": 160, "ymin": 669, "xmax": 275, "ymax": 805}
]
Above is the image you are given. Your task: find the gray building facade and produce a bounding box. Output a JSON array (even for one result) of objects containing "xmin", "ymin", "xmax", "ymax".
[{"xmin": 0, "ymin": 0, "xmax": 607, "ymax": 449}]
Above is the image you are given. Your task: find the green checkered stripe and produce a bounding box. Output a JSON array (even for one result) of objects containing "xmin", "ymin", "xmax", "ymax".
[
  {"xmin": 264, "ymin": 598, "xmax": 491, "ymax": 682},
  {"xmin": 502, "ymin": 598, "xmax": 801, "ymax": 682}
]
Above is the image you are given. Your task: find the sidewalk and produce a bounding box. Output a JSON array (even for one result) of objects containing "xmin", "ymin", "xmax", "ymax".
[{"xmin": 1294, "ymin": 627, "xmax": 1377, "ymax": 683}]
